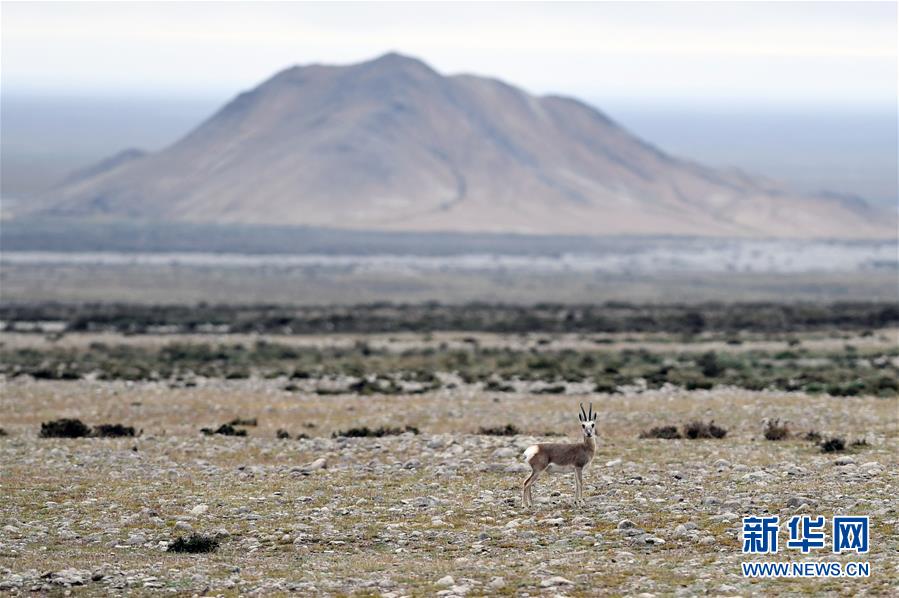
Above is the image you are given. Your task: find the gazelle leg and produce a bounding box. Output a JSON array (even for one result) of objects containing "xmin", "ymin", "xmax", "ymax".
[
  {"xmin": 575, "ymin": 468, "xmax": 584, "ymax": 504},
  {"xmin": 522, "ymin": 470, "xmax": 537, "ymax": 507},
  {"xmin": 522, "ymin": 467, "xmax": 543, "ymax": 507}
]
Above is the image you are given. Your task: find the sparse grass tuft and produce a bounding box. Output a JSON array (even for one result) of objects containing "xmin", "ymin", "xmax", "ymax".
[
  {"xmin": 640, "ymin": 425, "xmax": 681, "ymax": 439},
  {"xmin": 804, "ymin": 430, "xmax": 822, "ymax": 443},
  {"xmin": 93, "ymin": 423, "xmax": 137, "ymax": 437},
  {"xmin": 684, "ymin": 420, "xmax": 727, "ymax": 439},
  {"xmin": 477, "ymin": 424, "xmax": 521, "ymax": 436},
  {"xmin": 534, "ymin": 384, "xmax": 566, "ymax": 394},
  {"xmin": 820, "ymin": 437, "xmax": 846, "ymax": 453},
  {"xmin": 332, "ymin": 425, "xmax": 419, "ymax": 438},
  {"xmin": 228, "ymin": 417, "xmax": 257, "ymax": 426},
  {"xmin": 764, "ymin": 419, "xmax": 790, "ymax": 441},
  {"xmin": 39, "ymin": 418, "xmax": 91, "ymax": 438},
  {"xmin": 484, "ymin": 380, "xmax": 515, "ymax": 392},
  {"xmin": 200, "ymin": 424, "xmax": 247, "ymax": 437},
  {"xmin": 166, "ymin": 534, "xmax": 219, "ymax": 554}
]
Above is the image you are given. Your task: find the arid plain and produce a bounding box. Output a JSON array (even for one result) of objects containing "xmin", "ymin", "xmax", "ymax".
[{"xmin": 2, "ymin": 323, "xmax": 897, "ymax": 596}]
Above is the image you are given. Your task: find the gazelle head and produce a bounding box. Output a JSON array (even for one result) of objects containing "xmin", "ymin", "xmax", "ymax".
[{"xmin": 579, "ymin": 402, "xmax": 597, "ymax": 438}]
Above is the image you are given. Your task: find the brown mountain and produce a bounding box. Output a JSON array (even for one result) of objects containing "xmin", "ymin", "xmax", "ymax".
[{"xmin": 33, "ymin": 52, "xmax": 892, "ymax": 238}]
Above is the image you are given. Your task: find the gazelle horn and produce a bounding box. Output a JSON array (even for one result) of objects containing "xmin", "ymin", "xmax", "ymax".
[{"xmin": 579, "ymin": 402, "xmax": 587, "ymax": 422}]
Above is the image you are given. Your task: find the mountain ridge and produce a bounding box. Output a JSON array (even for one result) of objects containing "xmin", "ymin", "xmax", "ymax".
[{"xmin": 27, "ymin": 52, "xmax": 893, "ymax": 239}]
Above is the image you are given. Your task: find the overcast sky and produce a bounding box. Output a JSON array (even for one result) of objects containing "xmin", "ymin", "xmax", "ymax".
[{"xmin": 2, "ymin": 1, "xmax": 896, "ymax": 107}]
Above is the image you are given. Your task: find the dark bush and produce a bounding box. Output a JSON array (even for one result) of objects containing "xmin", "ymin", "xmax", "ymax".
[
  {"xmin": 167, "ymin": 533, "xmax": 219, "ymax": 554},
  {"xmin": 764, "ymin": 419, "xmax": 790, "ymax": 441},
  {"xmin": 535, "ymin": 384, "xmax": 566, "ymax": 395},
  {"xmin": 40, "ymin": 418, "xmax": 91, "ymax": 438},
  {"xmin": 93, "ymin": 424, "xmax": 136, "ymax": 438},
  {"xmin": 697, "ymin": 351, "xmax": 723, "ymax": 378},
  {"xmin": 639, "ymin": 425, "xmax": 681, "ymax": 439},
  {"xmin": 332, "ymin": 425, "xmax": 419, "ymax": 438},
  {"xmin": 478, "ymin": 424, "xmax": 521, "ymax": 436},
  {"xmin": 593, "ymin": 380, "xmax": 619, "ymax": 393},
  {"xmin": 485, "ymin": 380, "xmax": 515, "ymax": 392},
  {"xmin": 820, "ymin": 437, "xmax": 846, "ymax": 453},
  {"xmin": 684, "ymin": 420, "xmax": 727, "ymax": 439},
  {"xmin": 0, "ymin": 428, "xmax": 7, "ymax": 436},
  {"xmin": 276, "ymin": 429, "xmax": 291, "ymax": 439},
  {"xmin": 200, "ymin": 424, "xmax": 247, "ymax": 437}
]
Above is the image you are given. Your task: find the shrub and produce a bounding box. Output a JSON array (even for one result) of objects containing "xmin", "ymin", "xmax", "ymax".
[
  {"xmin": 534, "ymin": 384, "xmax": 566, "ymax": 395},
  {"xmin": 93, "ymin": 424, "xmax": 136, "ymax": 437},
  {"xmin": 485, "ymin": 380, "xmax": 515, "ymax": 392},
  {"xmin": 200, "ymin": 424, "xmax": 247, "ymax": 437},
  {"xmin": 764, "ymin": 419, "xmax": 790, "ymax": 441},
  {"xmin": 276, "ymin": 429, "xmax": 291, "ymax": 439},
  {"xmin": 684, "ymin": 420, "xmax": 727, "ymax": 439},
  {"xmin": 697, "ymin": 351, "xmax": 723, "ymax": 378},
  {"xmin": 228, "ymin": 417, "xmax": 257, "ymax": 427},
  {"xmin": 166, "ymin": 534, "xmax": 219, "ymax": 554},
  {"xmin": 478, "ymin": 424, "xmax": 521, "ymax": 436},
  {"xmin": 804, "ymin": 430, "xmax": 822, "ymax": 442},
  {"xmin": 593, "ymin": 380, "xmax": 619, "ymax": 394},
  {"xmin": 40, "ymin": 418, "xmax": 91, "ymax": 438},
  {"xmin": 639, "ymin": 425, "xmax": 681, "ymax": 439},
  {"xmin": 820, "ymin": 437, "xmax": 845, "ymax": 453},
  {"xmin": 332, "ymin": 425, "xmax": 419, "ymax": 438},
  {"xmin": 850, "ymin": 438, "xmax": 869, "ymax": 448}
]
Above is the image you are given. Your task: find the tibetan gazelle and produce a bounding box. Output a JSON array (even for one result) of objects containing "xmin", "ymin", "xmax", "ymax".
[{"xmin": 522, "ymin": 402, "xmax": 597, "ymax": 507}]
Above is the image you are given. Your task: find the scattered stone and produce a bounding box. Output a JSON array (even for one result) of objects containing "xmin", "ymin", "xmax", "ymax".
[
  {"xmin": 300, "ymin": 457, "xmax": 327, "ymax": 472},
  {"xmin": 540, "ymin": 576, "xmax": 574, "ymax": 587}
]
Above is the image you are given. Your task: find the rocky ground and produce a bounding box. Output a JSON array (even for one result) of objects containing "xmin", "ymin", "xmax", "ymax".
[{"xmin": 1, "ymin": 364, "xmax": 897, "ymax": 595}]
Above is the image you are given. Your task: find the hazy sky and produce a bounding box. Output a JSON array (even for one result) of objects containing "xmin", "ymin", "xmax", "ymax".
[{"xmin": 2, "ymin": 1, "xmax": 896, "ymax": 107}]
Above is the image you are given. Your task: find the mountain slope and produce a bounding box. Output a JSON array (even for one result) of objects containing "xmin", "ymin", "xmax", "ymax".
[{"xmin": 32, "ymin": 53, "xmax": 892, "ymax": 238}]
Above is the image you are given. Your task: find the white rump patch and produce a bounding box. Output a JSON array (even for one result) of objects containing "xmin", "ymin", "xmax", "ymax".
[{"xmin": 523, "ymin": 445, "xmax": 539, "ymax": 461}]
